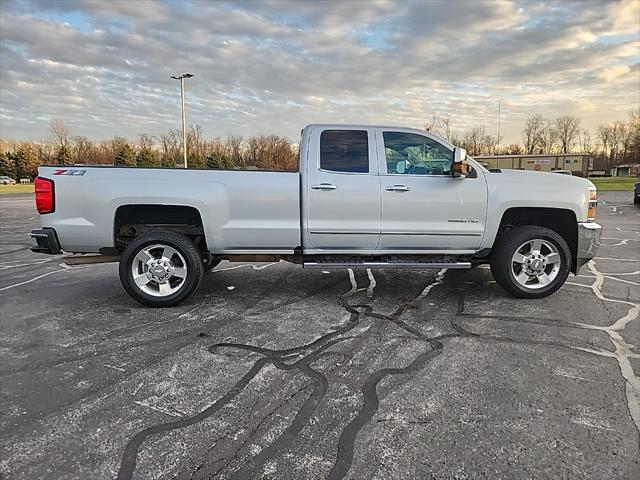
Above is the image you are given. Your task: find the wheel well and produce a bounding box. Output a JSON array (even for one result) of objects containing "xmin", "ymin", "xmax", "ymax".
[
  {"xmin": 113, "ymin": 205, "xmax": 207, "ymax": 254},
  {"xmin": 497, "ymin": 207, "xmax": 578, "ymax": 273}
]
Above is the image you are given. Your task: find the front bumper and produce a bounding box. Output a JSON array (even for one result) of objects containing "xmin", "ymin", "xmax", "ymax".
[
  {"xmin": 575, "ymin": 222, "xmax": 602, "ymax": 271},
  {"xmin": 30, "ymin": 228, "xmax": 62, "ymax": 254}
]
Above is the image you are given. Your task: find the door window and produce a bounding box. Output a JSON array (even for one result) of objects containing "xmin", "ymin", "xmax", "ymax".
[
  {"xmin": 383, "ymin": 131, "xmax": 452, "ymax": 175},
  {"xmin": 320, "ymin": 130, "xmax": 369, "ymax": 173}
]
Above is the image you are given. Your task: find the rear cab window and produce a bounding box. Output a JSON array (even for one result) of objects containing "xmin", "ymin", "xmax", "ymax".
[{"xmin": 320, "ymin": 130, "xmax": 369, "ymax": 173}]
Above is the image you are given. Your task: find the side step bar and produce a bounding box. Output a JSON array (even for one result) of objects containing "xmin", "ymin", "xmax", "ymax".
[{"xmin": 303, "ymin": 262, "xmax": 471, "ymax": 269}]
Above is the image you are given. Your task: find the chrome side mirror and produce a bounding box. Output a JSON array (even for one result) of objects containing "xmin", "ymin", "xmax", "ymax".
[{"xmin": 452, "ymin": 147, "xmax": 468, "ymax": 178}]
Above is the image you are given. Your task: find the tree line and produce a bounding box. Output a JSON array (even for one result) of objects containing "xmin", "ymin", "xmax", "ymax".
[
  {"xmin": 1, "ymin": 110, "xmax": 638, "ymax": 179},
  {"xmin": 425, "ymin": 109, "xmax": 639, "ymax": 171},
  {"xmin": 0, "ymin": 121, "xmax": 298, "ymax": 180}
]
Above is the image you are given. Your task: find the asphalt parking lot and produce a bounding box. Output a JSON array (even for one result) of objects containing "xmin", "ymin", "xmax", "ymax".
[{"xmin": 0, "ymin": 191, "xmax": 638, "ymax": 479}]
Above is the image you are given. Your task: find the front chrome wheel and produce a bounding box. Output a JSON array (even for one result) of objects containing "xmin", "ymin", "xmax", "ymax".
[
  {"xmin": 131, "ymin": 244, "xmax": 188, "ymax": 297},
  {"xmin": 510, "ymin": 238, "xmax": 561, "ymax": 289}
]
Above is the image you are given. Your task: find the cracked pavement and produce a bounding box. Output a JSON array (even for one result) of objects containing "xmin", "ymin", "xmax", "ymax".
[{"xmin": 0, "ymin": 191, "xmax": 638, "ymax": 479}]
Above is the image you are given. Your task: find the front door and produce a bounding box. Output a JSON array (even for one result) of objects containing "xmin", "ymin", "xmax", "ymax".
[
  {"xmin": 304, "ymin": 127, "xmax": 380, "ymax": 250},
  {"xmin": 375, "ymin": 129, "xmax": 487, "ymax": 251}
]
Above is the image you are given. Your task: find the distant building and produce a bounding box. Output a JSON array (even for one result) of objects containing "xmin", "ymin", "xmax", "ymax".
[
  {"xmin": 609, "ymin": 163, "xmax": 640, "ymax": 177},
  {"xmin": 475, "ymin": 153, "xmax": 591, "ymax": 176}
]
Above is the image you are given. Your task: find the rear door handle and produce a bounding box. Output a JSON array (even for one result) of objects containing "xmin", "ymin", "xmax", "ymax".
[
  {"xmin": 385, "ymin": 184, "xmax": 410, "ymax": 192},
  {"xmin": 311, "ymin": 183, "xmax": 337, "ymax": 190}
]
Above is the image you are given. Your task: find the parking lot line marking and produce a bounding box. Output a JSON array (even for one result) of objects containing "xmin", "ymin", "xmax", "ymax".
[
  {"xmin": 570, "ymin": 262, "xmax": 640, "ymax": 435},
  {"xmin": 366, "ymin": 269, "xmax": 376, "ymax": 298},
  {"xmin": 0, "ymin": 259, "xmax": 59, "ymax": 269},
  {"xmin": 211, "ymin": 262, "xmax": 279, "ymax": 273},
  {"xmin": 0, "ymin": 268, "xmax": 66, "ymax": 291},
  {"xmin": 416, "ymin": 269, "xmax": 447, "ymax": 300},
  {"xmin": 347, "ymin": 268, "xmax": 358, "ymax": 294},
  {"xmin": 104, "ymin": 364, "xmax": 126, "ymax": 372}
]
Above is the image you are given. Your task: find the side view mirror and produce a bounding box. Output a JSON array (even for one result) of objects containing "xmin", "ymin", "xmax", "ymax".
[{"xmin": 452, "ymin": 147, "xmax": 468, "ymax": 178}]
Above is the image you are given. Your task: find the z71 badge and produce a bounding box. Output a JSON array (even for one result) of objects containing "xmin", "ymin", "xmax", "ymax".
[{"xmin": 53, "ymin": 169, "xmax": 86, "ymax": 176}]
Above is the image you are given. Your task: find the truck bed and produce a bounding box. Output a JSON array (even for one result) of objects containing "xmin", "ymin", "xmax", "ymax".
[{"xmin": 37, "ymin": 166, "xmax": 301, "ymax": 254}]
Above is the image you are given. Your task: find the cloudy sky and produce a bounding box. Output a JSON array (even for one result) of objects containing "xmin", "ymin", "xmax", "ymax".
[{"xmin": 0, "ymin": 0, "xmax": 638, "ymax": 144}]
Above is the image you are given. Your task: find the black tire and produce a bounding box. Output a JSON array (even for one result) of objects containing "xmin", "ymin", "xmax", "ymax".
[
  {"xmin": 634, "ymin": 195, "xmax": 640, "ymax": 205},
  {"xmin": 119, "ymin": 232, "xmax": 204, "ymax": 307},
  {"xmin": 490, "ymin": 225, "xmax": 571, "ymax": 299}
]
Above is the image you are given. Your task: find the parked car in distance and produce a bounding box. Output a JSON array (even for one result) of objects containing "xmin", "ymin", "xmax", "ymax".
[
  {"xmin": 31, "ymin": 124, "xmax": 601, "ymax": 307},
  {"xmin": 0, "ymin": 176, "xmax": 16, "ymax": 185},
  {"xmin": 634, "ymin": 181, "xmax": 640, "ymax": 204}
]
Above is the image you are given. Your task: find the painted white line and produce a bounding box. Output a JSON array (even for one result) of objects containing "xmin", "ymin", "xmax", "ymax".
[
  {"xmin": 595, "ymin": 257, "xmax": 640, "ymax": 262},
  {"xmin": 615, "ymin": 227, "xmax": 640, "ymax": 235},
  {"xmin": 601, "ymin": 239, "xmax": 638, "ymax": 247},
  {"xmin": 416, "ymin": 268, "xmax": 447, "ymax": 300},
  {"xmin": 552, "ymin": 369, "xmax": 608, "ymax": 384},
  {"xmin": 0, "ymin": 259, "xmax": 60, "ymax": 269},
  {"xmin": 366, "ymin": 268, "xmax": 376, "ymax": 298},
  {"xmin": 570, "ymin": 261, "xmax": 640, "ymax": 434},
  {"xmin": 347, "ymin": 268, "xmax": 358, "ymax": 295},
  {"xmin": 104, "ymin": 364, "xmax": 126, "ymax": 372},
  {"xmin": 0, "ymin": 269, "xmax": 66, "ymax": 291},
  {"xmin": 211, "ymin": 262, "xmax": 279, "ymax": 273},
  {"xmin": 0, "ymin": 262, "xmax": 91, "ymax": 291},
  {"xmin": 578, "ymin": 275, "xmax": 640, "ymax": 287}
]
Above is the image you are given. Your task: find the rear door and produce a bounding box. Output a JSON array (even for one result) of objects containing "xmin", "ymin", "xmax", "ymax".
[
  {"xmin": 375, "ymin": 128, "xmax": 487, "ymax": 251},
  {"xmin": 304, "ymin": 127, "xmax": 380, "ymax": 250}
]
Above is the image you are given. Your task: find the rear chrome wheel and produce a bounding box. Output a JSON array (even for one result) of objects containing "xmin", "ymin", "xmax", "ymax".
[
  {"xmin": 131, "ymin": 244, "xmax": 189, "ymax": 297},
  {"xmin": 119, "ymin": 232, "xmax": 204, "ymax": 307}
]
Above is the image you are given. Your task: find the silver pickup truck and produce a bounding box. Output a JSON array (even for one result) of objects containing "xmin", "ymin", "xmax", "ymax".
[{"xmin": 31, "ymin": 124, "xmax": 601, "ymax": 307}]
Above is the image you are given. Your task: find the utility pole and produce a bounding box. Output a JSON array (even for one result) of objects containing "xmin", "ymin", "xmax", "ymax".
[
  {"xmin": 497, "ymin": 99, "xmax": 501, "ymax": 153},
  {"xmin": 171, "ymin": 73, "xmax": 194, "ymax": 168}
]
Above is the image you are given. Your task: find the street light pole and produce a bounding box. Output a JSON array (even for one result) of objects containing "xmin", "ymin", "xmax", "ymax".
[{"xmin": 171, "ymin": 73, "xmax": 194, "ymax": 168}]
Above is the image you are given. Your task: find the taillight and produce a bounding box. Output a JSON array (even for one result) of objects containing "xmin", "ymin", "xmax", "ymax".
[{"xmin": 35, "ymin": 177, "xmax": 55, "ymax": 214}]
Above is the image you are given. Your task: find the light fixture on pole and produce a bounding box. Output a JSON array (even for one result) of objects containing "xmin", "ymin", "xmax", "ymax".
[{"xmin": 170, "ymin": 73, "xmax": 194, "ymax": 168}]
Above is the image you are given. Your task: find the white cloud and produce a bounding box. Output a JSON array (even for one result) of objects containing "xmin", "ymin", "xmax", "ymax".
[
  {"xmin": 598, "ymin": 64, "xmax": 632, "ymax": 81},
  {"xmin": 0, "ymin": 0, "xmax": 638, "ymax": 144}
]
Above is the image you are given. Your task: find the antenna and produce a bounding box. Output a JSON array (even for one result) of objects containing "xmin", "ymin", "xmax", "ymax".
[{"xmin": 497, "ymin": 100, "xmax": 501, "ymax": 152}]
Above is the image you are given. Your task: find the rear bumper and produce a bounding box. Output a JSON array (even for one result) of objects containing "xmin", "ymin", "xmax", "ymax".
[
  {"xmin": 575, "ymin": 222, "xmax": 602, "ymax": 272},
  {"xmin": 30, "ymin": 228, "xmax": 62, "ymax": 255}
]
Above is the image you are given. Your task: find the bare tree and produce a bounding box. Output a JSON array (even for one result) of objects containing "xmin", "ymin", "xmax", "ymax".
[
  {"xmin": 48, "ymin": 119, "xmax": 70, "ymax": 148},
  {"xmin": 522, "ymin": 114, "xmax": 544, "ymax": 154},
  {"xmin": 137, "ymin": 134, "xmax": 155, "ymax": 151},
  {"xmin": 461, "ymin": 125, "xmax": 486, "ymax": 156},
  {"xmin": 187, "ymin": 124, "xmax": 206, "ymax": 160},
  {"xmin": 537, "ymin": 121, "xmax": 558, "ymax": 153},
  {"xmin": 72, "ymin": 136, "xmax": 95, "ymax": 164},
  {"xmin": 609, "ymin": 121, "xmax": 627, "ymax": 166},
  {"xmin": 503, "ymin": 143, "xmax": 524, "ymax": 155},
  {"xmin": 578, "ymin": 129, "xmax": 592, "ymax": 153},
  {"xmin": 157, "ymin": 131, "xmax": 180, "ymax": 165},
  {"xmin": 226, "ymin": 135, "xmax": 244, "ymax": 168},
  {"xmin": 424, "ymin": 114, "xmax": 440, "ymax": 133},
  {"xmin": 436, "ymin": 117, "xmax": 462, "ymax": 145},
  {"xmin": 554, "ymin": 115, "xmax": 581, "ymax": 153}
]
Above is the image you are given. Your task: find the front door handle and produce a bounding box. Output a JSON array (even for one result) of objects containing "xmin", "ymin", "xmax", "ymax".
[
  {"xmin": 311, "ymin": 183, "xmax": 337, "ymax": 190},
  {"xmin": 385, "ymin": 184, "xmax": 410, "ymax": 192}
]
